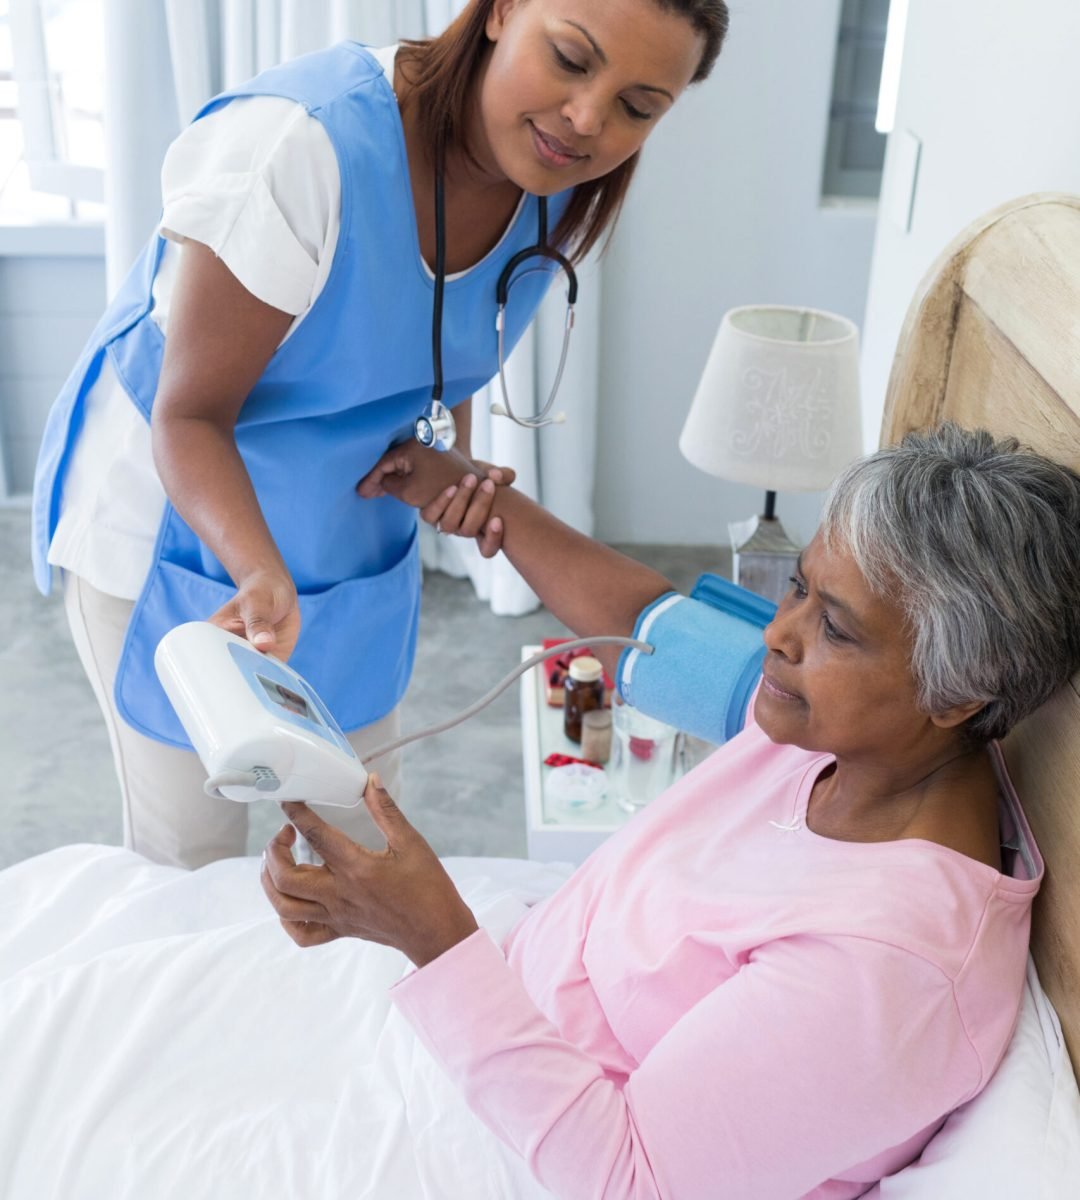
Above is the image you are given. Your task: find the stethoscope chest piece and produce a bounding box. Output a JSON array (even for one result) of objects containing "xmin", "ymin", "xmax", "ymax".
[{"xmin": 414, "ymin": 400, "xmax": 457, "ymax": 453}]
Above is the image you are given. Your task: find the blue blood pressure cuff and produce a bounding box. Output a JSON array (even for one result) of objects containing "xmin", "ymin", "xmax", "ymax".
[{"xmin": 616, "ymin": 575, "xmax": 776, "ymax": 745}]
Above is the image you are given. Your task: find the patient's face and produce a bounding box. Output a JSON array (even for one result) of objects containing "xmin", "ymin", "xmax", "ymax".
[{"xmin": 755, "ymin": 533, "xmax": 929, "ymax": 761}]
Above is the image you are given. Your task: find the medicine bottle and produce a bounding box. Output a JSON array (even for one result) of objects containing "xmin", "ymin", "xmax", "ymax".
[
  {"xmin": 563, "ymin": 655, "xmax": 604, "ymax": 743},
  {"xmin": 581, "ymin": 708, "xmax": 613, "ymax": 764}
]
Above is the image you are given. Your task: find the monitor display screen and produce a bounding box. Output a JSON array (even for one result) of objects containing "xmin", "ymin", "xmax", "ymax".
[{"xmin": 256, "ymin": 674, "xmax": 322, "ymax": 725}]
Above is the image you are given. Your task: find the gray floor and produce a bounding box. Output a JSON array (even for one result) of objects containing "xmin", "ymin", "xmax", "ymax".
[{"xmin": 0, "ymin": 506, "xmax": 725, "ymax": 869}]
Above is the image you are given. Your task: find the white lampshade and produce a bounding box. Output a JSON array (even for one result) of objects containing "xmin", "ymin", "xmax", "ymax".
[{"xmin": 679, "ymin": 305, "xmax": 863, "ymax": 492}]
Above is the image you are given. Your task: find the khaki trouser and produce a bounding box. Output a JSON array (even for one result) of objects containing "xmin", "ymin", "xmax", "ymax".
[{"xmin": 62, "ymin": 572, "xmax": 401, "ymax": 868}]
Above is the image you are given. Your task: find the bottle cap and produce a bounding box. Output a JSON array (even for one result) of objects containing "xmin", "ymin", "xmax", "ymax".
[{"xmin": 568, "ymin": 655, "xmax": 603, "ymax": 683}]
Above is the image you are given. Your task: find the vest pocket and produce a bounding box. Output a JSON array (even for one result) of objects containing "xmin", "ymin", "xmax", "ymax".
[
  {"xmin": 114, "ymin": 532, "xmax": 421, "ymax": 748},
  {"xmin": 289, "ymin": 530, "xmax": 422, "ymax": 733}
]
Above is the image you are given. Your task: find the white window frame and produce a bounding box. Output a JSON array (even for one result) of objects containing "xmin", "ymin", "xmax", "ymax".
[
  {"xmin": 8, "ymin": 0, "xmax": 104, "ymax": 207},
  {"xmin": 822, "ymin": 0, "xmax": 889, "ymax": 202}
]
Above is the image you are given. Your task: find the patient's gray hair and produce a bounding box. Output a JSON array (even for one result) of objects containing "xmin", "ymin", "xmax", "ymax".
[{"xmin": 821, "ymin": 423, "xmax": 1080, "ymax": 742}]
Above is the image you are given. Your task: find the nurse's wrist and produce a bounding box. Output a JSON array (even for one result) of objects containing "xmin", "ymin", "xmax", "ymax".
[
  {"xmin": 230, "ymin": 547, "xmax": 292, "ymax": 591},
  {"xmin": 232, "ymin": 565, "xmax": 293, "ymax": 603}
]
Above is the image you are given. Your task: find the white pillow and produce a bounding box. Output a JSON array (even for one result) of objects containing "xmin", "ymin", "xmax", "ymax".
[{"xmin": 866, "ymin": 958, "xmax": 1080, "ymax": 1199}]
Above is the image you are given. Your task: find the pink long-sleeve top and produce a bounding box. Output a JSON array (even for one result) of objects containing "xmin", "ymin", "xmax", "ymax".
[{"xmin": 392, "ymin": 709, "xmax": 1042, "ymax": 1200}]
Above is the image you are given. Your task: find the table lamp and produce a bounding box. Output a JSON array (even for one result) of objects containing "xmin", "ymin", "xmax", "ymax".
[{"xmin": 679, "ymin": 305, "xmax": 862, "ymax": 604}]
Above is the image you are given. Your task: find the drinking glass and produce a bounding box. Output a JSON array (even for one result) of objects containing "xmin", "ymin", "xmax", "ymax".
[{"xmin": 609, "ymin": 702, "xmax": 679, "ymax": 813}]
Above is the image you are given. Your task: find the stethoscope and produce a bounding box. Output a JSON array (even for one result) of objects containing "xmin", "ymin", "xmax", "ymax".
[{"xmin": 413, "ymin": 163, "xmax": 579, "ymax": 453}]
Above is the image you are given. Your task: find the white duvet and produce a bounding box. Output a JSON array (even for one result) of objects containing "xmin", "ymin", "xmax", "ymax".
[
  {"xmin": 0, "ymin": 845, "xmax": 573, "ymax": 1200},
  {"xmin": 6, "ymin": 846, "xmax": 1078, "ymax": 1200}
]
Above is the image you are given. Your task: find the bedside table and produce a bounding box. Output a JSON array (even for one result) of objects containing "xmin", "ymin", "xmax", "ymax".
[{"xmin": 519, "ymin": 645, "xmax": 706, "ymax": 866}]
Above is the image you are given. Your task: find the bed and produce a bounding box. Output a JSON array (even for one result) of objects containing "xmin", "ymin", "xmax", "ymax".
[
  {"xmin": 1, "ymin": 194, "xmax": 1079, "ymax": 1198},
  {"xmin": 874, "ymin": 191, "xmax": 1080, "ymax": 1197},
  {"xmin": 882, "ymin": 191, "xmax": 1080, "ymax": 1078}
]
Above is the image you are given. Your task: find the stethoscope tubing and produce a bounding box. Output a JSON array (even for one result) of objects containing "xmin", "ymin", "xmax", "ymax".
[
  {"xmin": 430, "ymin": 161, "xmax": 448, "ymax": 405},
  {"xmin": 426, "ymin": 157, "xmax": 578, "ymax": 436},
  {"xmin": 496, "ymin": 274, "xmax": 575, "ymax": 428}
]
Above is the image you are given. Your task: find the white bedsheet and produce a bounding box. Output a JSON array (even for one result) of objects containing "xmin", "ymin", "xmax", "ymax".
[
  {"xmin": 5, "ymin": 845, "xmax": 1077, "ymax": 1199},
  {"xmin": 0, "ymin": 845, "xmax": 572, "ymax": 1200}
]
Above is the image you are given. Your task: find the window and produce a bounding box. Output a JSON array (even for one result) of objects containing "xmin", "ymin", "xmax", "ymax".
[
  {"xmin": 821, "ymin": 0, "xmax": 890, "ymax": 201},
  {"xmin": 0, "ymin": 0, "xmax": 105, "ymax": 224}
]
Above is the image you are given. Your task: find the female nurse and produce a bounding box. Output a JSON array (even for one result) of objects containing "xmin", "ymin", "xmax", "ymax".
[{"xmin": 30, "ymin": 0, "xmax": 730, "ymax": 868}]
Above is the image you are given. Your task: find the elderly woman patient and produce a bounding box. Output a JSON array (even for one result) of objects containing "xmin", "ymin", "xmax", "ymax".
[{"xmin": 5, "ymin": 426, "xmax": 1080, "ymax": 1199}]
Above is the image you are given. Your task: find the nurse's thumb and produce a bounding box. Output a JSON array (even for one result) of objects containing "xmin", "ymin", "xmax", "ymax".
[{"xmin": 244, "ymin": 614, "xmax": 276, "ymax": 650}]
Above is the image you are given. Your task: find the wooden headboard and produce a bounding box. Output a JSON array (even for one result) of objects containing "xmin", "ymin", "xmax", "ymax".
[{"xmin": 881, "ymin": 192, "xmax": 1080, "ymax": 1075}]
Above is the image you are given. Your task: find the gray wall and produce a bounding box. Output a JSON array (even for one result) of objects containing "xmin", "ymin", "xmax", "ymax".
[
  {"xmin": 859, "ymin": 0, "xmax": 1080, "ymax": 440},
  {"xmin": 0, "ymin": 244, "xmax": 106, "ymax": 499},
  {"xmin": 594, "ymin": 0, "xmax": 878, "ymax": 547}
]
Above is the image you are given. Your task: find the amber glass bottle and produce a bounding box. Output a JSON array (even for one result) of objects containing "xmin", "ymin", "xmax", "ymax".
[{"xmin": 563, "ymin": 656, "xmax": 604, "ymax": 743}]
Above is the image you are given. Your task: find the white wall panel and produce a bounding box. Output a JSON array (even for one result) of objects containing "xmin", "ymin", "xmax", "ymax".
[
  {"xmin": 594, "ymin": 0, "xmax": 876, "ymax": 546},
  {"xmin": 859, "ymin": 0, "xmax": 1080, "ymax": 446}
]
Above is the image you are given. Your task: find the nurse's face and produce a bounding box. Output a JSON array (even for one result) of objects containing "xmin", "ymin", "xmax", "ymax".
[
  {"xmin": 475, "ymin": 0, "xmax": 705, "ymax": 195},
  {"xmin": 755, "ymin": 533, "xmax": 949, "ymax": 764}
]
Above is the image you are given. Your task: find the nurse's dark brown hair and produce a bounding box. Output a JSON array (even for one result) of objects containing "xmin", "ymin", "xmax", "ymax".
[{"xmin": 397, "ymin": 0, "xmax": 729, "ymax": 262}]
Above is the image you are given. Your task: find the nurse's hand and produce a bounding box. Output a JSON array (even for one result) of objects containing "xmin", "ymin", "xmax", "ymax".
[
  {"xmin": 419, "ymin": 479, "xmax": 505, "ymax": 559},
  {"xmin": 260, "ymin": 778, "xmax": 480, "ymax": 967},
  {"xmin": 208, "ymin": 567, "xmax": 302, "ymax": 661}
]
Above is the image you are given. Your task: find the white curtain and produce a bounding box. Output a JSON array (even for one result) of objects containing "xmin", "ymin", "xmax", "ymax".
[{"xmin": 101, "ymin": 0, "xmax": 601, "ymax": 615}]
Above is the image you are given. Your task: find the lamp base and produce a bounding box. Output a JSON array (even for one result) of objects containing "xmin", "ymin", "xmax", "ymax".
[{"xmin": 727, "ymin": 513, "xmax": 800, "ymax": 606}]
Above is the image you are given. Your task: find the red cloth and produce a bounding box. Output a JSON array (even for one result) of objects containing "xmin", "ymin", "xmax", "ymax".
[
  {"xmin": 542, "ymin": 638, "xmax": 615, "ymax": 707},
  {"xmin": 544, "ymin": 753, "xmax": 603, "ymax": 770}
]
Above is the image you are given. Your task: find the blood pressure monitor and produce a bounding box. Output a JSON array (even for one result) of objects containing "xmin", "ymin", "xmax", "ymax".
[
  {"xmin": 154, "ymin": 621, "xmax": 660, "ymax": 820},
  {"xmin": 154, "ymin": 622, "xmax": 369, "ymax": 807},
  {"xmin": 152, "ymin": 578, "xmax": 768, "ymax": 817}
]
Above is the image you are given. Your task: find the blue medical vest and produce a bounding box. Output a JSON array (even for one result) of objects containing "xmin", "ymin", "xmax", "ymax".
[{"xmin": 31, "ymin": 42, "xmax": 570, "ymax": 747}]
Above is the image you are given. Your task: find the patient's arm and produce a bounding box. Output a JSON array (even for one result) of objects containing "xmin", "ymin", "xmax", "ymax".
[
  {"xmin": 360, "ymin": 445, "xmax": 673, "ymax": 680},
  {"xmin": 488, "ymin": 487, "xmax": 672, "ymax": 676}
]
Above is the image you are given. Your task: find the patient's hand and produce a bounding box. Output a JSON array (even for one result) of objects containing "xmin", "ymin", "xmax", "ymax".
[
  {"xmin": 260, "ymin": 778, "xmax": 480, "ymax": 967},
  {"xmin": 358, "ymin": 444, "xmax": 508, "ymax": 558}
]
